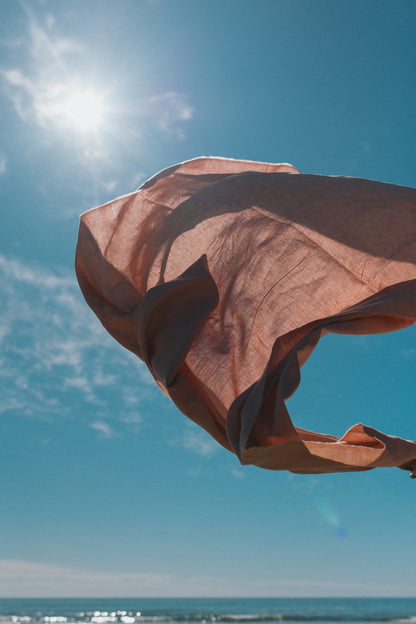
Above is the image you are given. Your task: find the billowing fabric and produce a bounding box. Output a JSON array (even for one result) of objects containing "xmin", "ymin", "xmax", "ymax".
[{"xmin": 75, "ymin": 157, "xmax": 416, "ymax": 475}]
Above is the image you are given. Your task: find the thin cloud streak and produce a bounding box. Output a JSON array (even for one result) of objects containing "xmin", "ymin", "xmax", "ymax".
[
  {"xmin": 0, "ymin": 153, "xmax": 6, "ymax": 174},
  {"xmin": 0, "ymin": 559, "xmax": 413, "ymax": 598},
  {"xmin": 90, "ymin": 420, "xmax": 117, "ymax": 439},
  {"xmin": 0, "ymin": 559, "xmax": 174, "ymax": 598}
]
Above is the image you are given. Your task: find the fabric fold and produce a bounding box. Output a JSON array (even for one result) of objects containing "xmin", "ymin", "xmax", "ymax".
[
  {"xmin": 75, "ymin": 156, "xmax": 416, "ymax": 475},
  {"xmin": 132, "ymin": 254, "xmax": 219, "ymax": 387}
]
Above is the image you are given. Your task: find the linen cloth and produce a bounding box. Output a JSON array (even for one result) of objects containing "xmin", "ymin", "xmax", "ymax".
[{"xmin": 76, "ymin": 157, "xmax": 416, "ymax": 474}]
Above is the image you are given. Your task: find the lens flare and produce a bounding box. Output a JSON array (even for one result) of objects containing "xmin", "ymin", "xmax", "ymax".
[{"xmin": 315, "ymin": 494, "xmax": 348, "ymax": 538}]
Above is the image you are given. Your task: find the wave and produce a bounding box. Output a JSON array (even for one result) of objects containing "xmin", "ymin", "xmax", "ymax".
[
  {"xmin": 132, "ymin": 615, "xmax": 416, "ymax": 624},
  {"xmin": 3, "ymin": 615, "xmax": 416, "ymax": 624}
]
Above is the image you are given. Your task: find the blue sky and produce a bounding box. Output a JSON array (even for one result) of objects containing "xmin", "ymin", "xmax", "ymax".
[{"xmin": 0, "ymin": 0, "xmax": 415, "ymax": 598}]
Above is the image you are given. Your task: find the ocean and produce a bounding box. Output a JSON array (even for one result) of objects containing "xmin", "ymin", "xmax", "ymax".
[{"xmin": 0, "ymin": 599, "xmax": 415, "ymax": 624}]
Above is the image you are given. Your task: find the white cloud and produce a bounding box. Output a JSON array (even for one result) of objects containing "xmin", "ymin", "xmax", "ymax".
[
  {"xmin": 27, "ymin": 20, "xmax": 84, "ymax": 60},
  {"xmin": 0, "ymin": 252, "xmax": 156, "ymax": 430},
  {"xmin": 0, "ymin": 253, "xmax": 73, "ymax": 290},
  {"xmin": 0, "ymin": 396, "xmax": 27, "ymax": 415},
  {"xmin": 90, "ymin": 420, "xmax": 117, "ymax": 438},
  {"xmin": 120, "ymin": 412, "xmax": 142, "ymax": 425},
  {"xmin": 101, "ymin": 179, "xmax": 119, "ymax": 193}
]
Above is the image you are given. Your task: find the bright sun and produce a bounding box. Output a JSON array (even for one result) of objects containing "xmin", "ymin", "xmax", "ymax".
[
  {"xmin": 61, "ymin": 90, "xmax": 106, "ymax": 133},
  {"xmin": 43, "ymin": 85, "xmax": 107, "ymax": 135}
]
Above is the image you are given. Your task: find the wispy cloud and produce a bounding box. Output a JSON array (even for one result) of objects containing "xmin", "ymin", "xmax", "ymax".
[
  {"xmin": 230, "ymin": 468, "xmax": 245, "ymax": 478},
  {"xmin": 401, "ymin": 346, "xmax": 416, "ymax": 359},
  {"xmin": 0, "ymin": 558, "xmax": 413, "ymax": 598},
  {"xmin": 0, "ymin": 152, "xmax": 6, "ymax": 175},
  {"xmin": 1, "ymin": 16, "xmax": 194, "ymax": 142},
  {"xmin": 147, "ymin": 91, "xmax": 194, "ymax": 140},
  {"xmin": 180, "ymin": 426, "xmax": 219, "ymax": 457},
  {"xmin": 90, "ymin": 420, "xmax": 117, "ymax": 439},
  {"xmin": 1, "ymin": 14, "xmax": 194, "ymax": 197},
  {"xmin": 0, "ymin": 559, "xmax": 174, "ymax": 598},
  {"xmin": 1, "ymin": 19, "xmax": 85, "ymax": 128},
  {"xmin": 0, "ymin": 253, "xmax": 156, "ymax": 433}
]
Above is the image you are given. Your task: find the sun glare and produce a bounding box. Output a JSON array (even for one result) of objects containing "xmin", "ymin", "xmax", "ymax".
[
  {"xmin": 42, "ymin": 85, "xmax": 108, "ymax": 135},
  {"xmin": 62, "ymin": 90, "xmax": 106, "ymax": 133}
]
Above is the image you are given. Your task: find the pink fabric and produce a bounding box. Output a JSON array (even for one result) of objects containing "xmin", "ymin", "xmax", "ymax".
[{"xmin": 75, "ymin": 157, "xmax": 416, "ymax": 474}]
